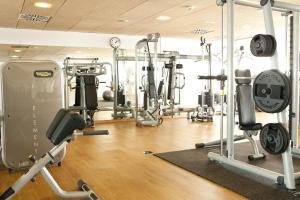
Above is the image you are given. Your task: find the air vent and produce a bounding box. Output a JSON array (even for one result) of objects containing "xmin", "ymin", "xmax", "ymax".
[
  {"xmin": 18, "ymin": 14, "xmax": 51, "ymax": 22},
  {"xmin": 11, "ymin": 45, "xmax": 30, "ymax": 49},
  {"xmin": 192, "ymin": 29, "xmax": 214, "ymax": 35}
]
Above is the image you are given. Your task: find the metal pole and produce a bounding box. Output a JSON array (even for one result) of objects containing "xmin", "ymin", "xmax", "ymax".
[
  {"xmin": 112, "ymin": 48, "xmax": 118, "ymax": 119},
  {"xmin": 235, "ymin": 0, "xmax": 300, "ymax": 12},
  {"xmin": 80, "ymin": 77, "xmax": 87, "ymax": 121},
  {"xmin": 292, "ymin": 12, "xmax": 300, "ymax": 148},
  {"xmin": 226, "ymin": 0, "xmax": 235, "ymax": 159},
  {"xmin": 262, "ymin": 0, "xmax": 295, "ymax": 190},
  {"xmin": 262, "ymin": 1, "xmax": 279, "ymax": 69},
  {"xmin": 220, "ymin": 4, "xmax": 225, "ymax": 156},
  {"xmin": 274, "ymin": 1, "xmax": 300, "ymax": 13},
  {"xmin": 135, "ymin": 43, "xmax": 140, "ymax": 122}
]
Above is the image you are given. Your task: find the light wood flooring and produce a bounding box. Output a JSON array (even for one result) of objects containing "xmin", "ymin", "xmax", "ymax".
[{"xmin": 0, "ymin": 113, "xmax": 278, "ymax": 200}]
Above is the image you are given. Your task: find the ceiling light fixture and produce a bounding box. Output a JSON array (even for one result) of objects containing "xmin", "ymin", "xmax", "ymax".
[
  {"xmin": 34, "ymin": 2, "xmax": 52, "ymax": 8},
  {"xmin": 14, "ymin": 49, "xmax": 22, "ymax": 53},
  {"xmin": 192, "ymin": 28, "xmax": 214, "ymax": 35},
  {"xmin": 241, "ymin": 25, "xmax": 251, "ymax": 29},
  {"xmin": 182, "ymin": 5, "xmax": 195, "ymax": 11},
  {"xmin": 156, "ymin": 16, "xmax": 171, "ymax": 21},
  {"xmin": 11, "ymin": 55, "xmax": 20, "ymax": 59},
  {"xmin": 117, "ymin": 19, "xmax": 129, "ymax": 23},
  {"xmin": 205, "ymin": 21, "xmax": 216, "ymax": 24}
]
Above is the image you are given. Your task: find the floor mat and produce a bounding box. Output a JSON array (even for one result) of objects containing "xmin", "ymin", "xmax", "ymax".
[{"xmin": 155, "ymin": 142, "xmax": 300, "ymax": 200}]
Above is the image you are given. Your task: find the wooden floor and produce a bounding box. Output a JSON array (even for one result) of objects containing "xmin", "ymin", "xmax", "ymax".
[{"xmin": 0, "ymin": 113, "xmax": 277, "ymax": 200}]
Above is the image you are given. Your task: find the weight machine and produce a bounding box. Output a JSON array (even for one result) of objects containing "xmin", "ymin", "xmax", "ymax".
[
  {"xmin": 111, "ymin": 49, "xmax": 135, "ymax": 119},
  {"xmin": 208, "ymin": 0, "xmax": 300, "ymax": 190},
  {"xmin": 161, "ymin": 51, "xmax": 187, "ymax": 117},
  {"xmin": 0, "ymin": 60, "xmax": 65, "ymax": 171},
  {"xmin": 115, "ymin": 48, "xmax": 205, "ymax": 122},
  {"xmin": 135, "ymin": 33, "xmax": 163, "ymax": 126},
  {"xmin": 191, "ymin": 38, "xmax": 215, "ymax": 122},
  {"xmin": 64, "ymin": 57, "xmax": 112, "ymax": 127}
]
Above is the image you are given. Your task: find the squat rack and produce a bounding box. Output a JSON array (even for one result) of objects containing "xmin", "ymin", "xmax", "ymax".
[{"xmin": 209, "ymin": 0, "xmax": 300, "ymax": 190}]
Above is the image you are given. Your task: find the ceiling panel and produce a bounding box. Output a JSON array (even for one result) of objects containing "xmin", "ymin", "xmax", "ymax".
[
  {"xmin": 0, "ymin": 0, "xmax": 23, "ymax": 28},
  {"xmin": 17, "ymin": 0, "xmax": 66, "ymax": 29},
  {"xmin": 0, "ymin": 0, "xmax": 299, "ymax": 39}
]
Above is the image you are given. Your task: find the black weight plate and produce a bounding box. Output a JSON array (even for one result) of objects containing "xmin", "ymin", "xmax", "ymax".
[
  {"xmin": 260, "ymin": 123, "xmax": 289, "ymax": 155},
  {"xmin": 268, "ymin": 35, "xmax": 277, "ymax": 56},
  {"xmin": 253, "ymin": 69, "xmax": 290, "ymax": 113},
  {"xmin": 264, "ymin": 35, "xmax": 273, "ymax": 56},
  {"xmin": 250, "ymin": 34, "xmax": 265, "ymax": 56},
  {"xmin": 277, "ymin": 124, "xmax": 290, "ymax": 154},
  {"xmin": 250, "ymin": 34, "xmax": 277, "ymax": 57}
]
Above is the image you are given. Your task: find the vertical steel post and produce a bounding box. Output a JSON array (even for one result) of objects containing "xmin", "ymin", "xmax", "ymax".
[
  {"xmin": 112, "ymin": 48, "xmax": 118, "ymax": 119},
  {"xmin": 262, "ymin": 0, "xmax": 295, "ymax": 189},
  {"xmin": 226, "ymin": 0, "xmax": 235, "ymax": 159},
  {"xmin": 292, "ymin": 12, "xmax": 299, "ymax": 148}
]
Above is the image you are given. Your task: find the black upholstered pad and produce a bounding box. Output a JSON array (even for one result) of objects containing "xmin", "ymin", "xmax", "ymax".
[
  {"xmin": 46, "ymin": 109, "xmax": 68, "ymax": 140},
  {"xmin": 236, "ymin": 85, "xmax": 257, "ymax": 126},
  {"xmin": 84, "ymin": 75, "xmax": 98, "ymax": 110},
  {"xmin": 239, "ymin": 123, "xmax": 262, "ymax": 131},
  {"xmin": 235, "ymin": 69, "xmax": 251, "ymax": 84},
  {"xmin": 47, "ymin": 109, "xmax": 86, "ymax": 145}
]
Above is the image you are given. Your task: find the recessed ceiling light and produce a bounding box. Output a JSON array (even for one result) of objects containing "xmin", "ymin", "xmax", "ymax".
[
  {"xmin": 14, "ymin": 49, "xmax": 22, "ymax": 53},
  {"xmin": 156, "ymin": 16, "xmax": 171, "ymax": 21},
  {"xmin": 241, "ymin": 25, "xmax": 251, "ymax": 29},
  {"xmin": 117, "ymin": 19, "xmax": 129, "ymax": 23},
  {"xmin": 34, "ymin": 2, "xmax": 52, "ymax": 8},
  {"xmin": 11, "ymin": 55, "xmax": 20, "ymax": 59},
  {"xmin": 205, "ymin": 21, "xmax": 216, "ymax": 24}
]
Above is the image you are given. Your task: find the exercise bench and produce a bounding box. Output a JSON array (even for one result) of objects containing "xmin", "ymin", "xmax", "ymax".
[{"xmin": 0, "ymin": 109, "xmax": 104, "ymax": 200}]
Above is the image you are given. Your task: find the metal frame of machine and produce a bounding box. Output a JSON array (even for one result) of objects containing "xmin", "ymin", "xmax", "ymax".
[
  {"xmin": 209, "ymin": 0, "xmax": 300, "ymax": 190},
  {"xmin": 63, "ymin": 57, "xmax": 112, "ymax": 127},
  {"xmin": 113, "ymin": 47, "xmax": 207, "ymax": 121},
  {"xmin": 0, "ymin": 60, "xmax": 65, "ymax": 171},
  {"xmin": 135, "ymin": 33, "xmax": 163, "ymax": 126}
]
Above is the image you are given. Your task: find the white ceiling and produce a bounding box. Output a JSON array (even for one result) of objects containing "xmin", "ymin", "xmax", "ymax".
[
  {"xmin": 0, "ymin": 0, "xmax": 299, "ymax": 61},
  {"xmin": 0, "ymin": 0, "xmax": 299, "ymax": 39}
]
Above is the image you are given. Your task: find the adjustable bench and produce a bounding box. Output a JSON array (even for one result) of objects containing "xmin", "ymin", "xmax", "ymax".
[
  {"xmin": 195, "ymin": 70, "xmax": 265, "ymax": 161},
  {"xmin": 0, "ymin": 109, "xmax": 101, "ymax": 200},
  {"xmin": 235, "ymin": 69, "xmax": 265, "ymax": 160}
]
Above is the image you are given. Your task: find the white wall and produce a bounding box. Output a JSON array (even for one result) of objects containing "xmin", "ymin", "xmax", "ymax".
[{"xmin": 0, "ymin": 24, "xmax": 291, "ymax": 107}]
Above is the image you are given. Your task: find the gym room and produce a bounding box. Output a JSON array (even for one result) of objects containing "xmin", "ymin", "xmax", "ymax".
[{"xmin": 0, "ymin": 0, "xmax": 300, "ymax": 199}]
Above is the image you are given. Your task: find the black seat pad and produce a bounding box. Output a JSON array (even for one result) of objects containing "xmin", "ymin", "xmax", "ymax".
[
  {"xmin": 239, "ymin": 123, "xmax": 262, "ymax": 131},
  {"xmin": 235, "ymin": 69, "xmax": 262, "ymax": 132},
  {"xmin": 47, "ymin": 109, "xmax": 86, "ymax": 145},
  {"xmin": 84, "ymin": 75, "xmax": 98, "ymax": 110}
]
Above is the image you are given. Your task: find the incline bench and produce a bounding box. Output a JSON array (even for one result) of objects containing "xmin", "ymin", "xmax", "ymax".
[{"xmin": 0, "ymin": 109, "xmax": 103, "ymax": 200}]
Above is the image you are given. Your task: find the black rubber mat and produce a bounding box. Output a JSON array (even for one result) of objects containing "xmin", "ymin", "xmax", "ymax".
[{"xmin": 155, "ymin": 142, "xmax": 300, "ymax": 200}]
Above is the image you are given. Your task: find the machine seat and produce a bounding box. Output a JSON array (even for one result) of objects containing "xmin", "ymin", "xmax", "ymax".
[
  {"xmin": 239, "ymin": 123, "xmax": 262, "ymax": 131},
  {"xmin": 46, "ymin": 109, "xmax": 86, "ymax": 145}
]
